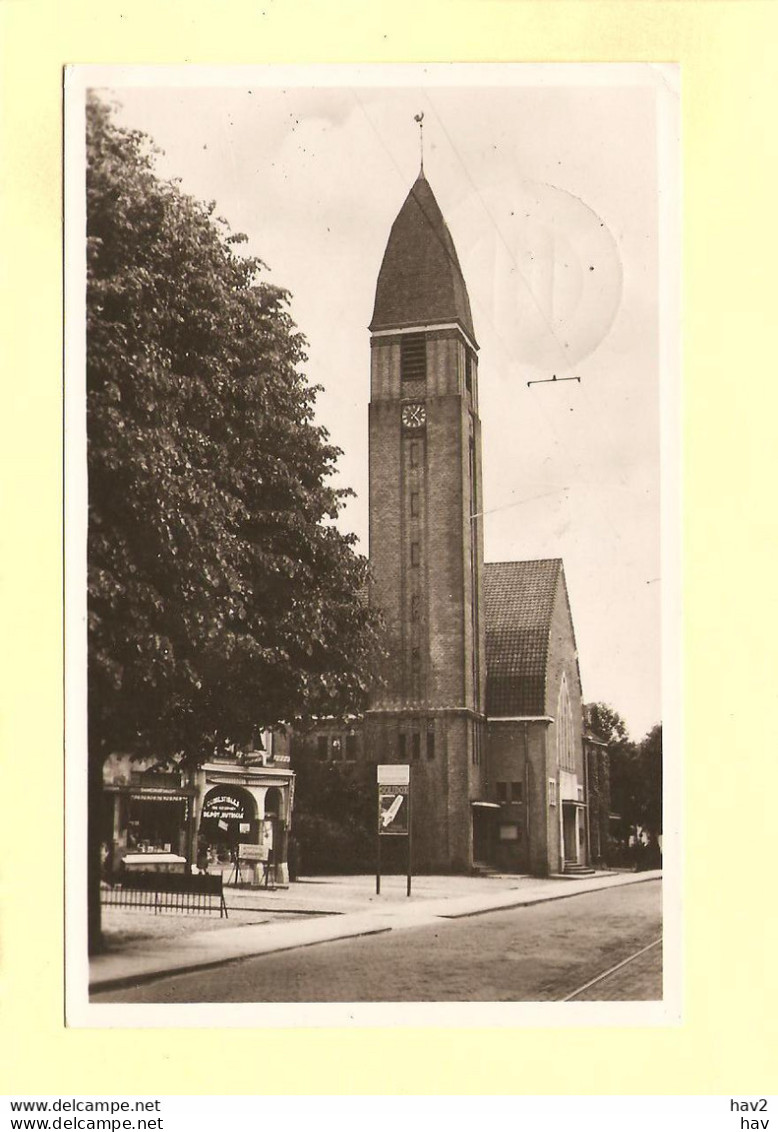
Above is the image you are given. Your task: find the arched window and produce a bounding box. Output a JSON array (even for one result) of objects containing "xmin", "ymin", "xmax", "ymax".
[{"xmin": 557, "ymin": 673, "xmax": 575, "ymax": 772}]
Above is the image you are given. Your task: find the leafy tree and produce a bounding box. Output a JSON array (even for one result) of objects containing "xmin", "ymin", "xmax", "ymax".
[
  {"xmin": 585, "ymin": 704, "xmax": 662, "ymax": 849},
  {"xmin": 86, "ymin": 95, "xmax": 382, "ymax": 949},
  {"xmin": 291, "ymin": 756, "xmax": 376, "ymax": 874},
  {"xmin": 633, "ymin": 724, "xmax": 662, "ymax": 837},
  {"xmin": 585, "ymin": 702, "xmax": 630, "ymax": 746}
]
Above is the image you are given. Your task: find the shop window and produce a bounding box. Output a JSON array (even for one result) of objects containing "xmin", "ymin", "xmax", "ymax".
[
  {"xmin": 398, "ymin": 733, "xmax": 407, "ymax": 761},
  {"xmin": 511, "ymin": 781, "xmax": 523, "ymax": 803},
  {"xmin": 317, "ymin": 735, "xmax": 328, "ymax": 761},
  {"xmin": 412, "ymin": 733, "xmax": 421, "ymax": 761},
  {"xmin": 401, "ymin": 332, "xmax": 427, "ymax": 381},
  {"xmin": 496, "ymin": 781, "xmax": 508, "ymax": 803},
  {"xmin": 346, "ymin": 732, "xmax": 358, "ymax": 761}
]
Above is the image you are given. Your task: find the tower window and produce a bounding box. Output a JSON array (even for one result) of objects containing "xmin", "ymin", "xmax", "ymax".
[
  {"xmin": 465, "ymin": 351, "xmax": 474, "ymax": 394},
  {"xmin": 401, "ymin": 333, "xmax": 427, "ymax": 381},
  {"xmin": 409, "ymin": 442, "xmax": 420, "ymax": 468},
  {"xmin": 411, "ymin": 646, "xmax": 420, "ymax": 671},
  {"xmin": 410, "ymin": 542, "xmax": 420, "ymax": 566},
  {"xmin": 410, "ymin": 594, "xmax": 420, "ymax": 621},
  {"xmin": 410, "ymin": 491, "xmax": 420, "ymax": 517}
]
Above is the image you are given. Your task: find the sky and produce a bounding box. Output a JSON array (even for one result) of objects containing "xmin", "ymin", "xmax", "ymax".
[{"xmin": 97, "ymin": 64, "xmax": 673, "ymax": 740}]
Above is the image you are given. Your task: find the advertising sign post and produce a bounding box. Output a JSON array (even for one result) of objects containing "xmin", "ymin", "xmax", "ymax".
[{"xmin": 376, "ymin": 764, "xmax": 412, "ymax": 896}]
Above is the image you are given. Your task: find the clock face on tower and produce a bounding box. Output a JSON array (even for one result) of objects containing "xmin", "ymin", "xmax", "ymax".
[{"xmin": 401, "ymin": 402, "xmax": 426, "ymax": 430}]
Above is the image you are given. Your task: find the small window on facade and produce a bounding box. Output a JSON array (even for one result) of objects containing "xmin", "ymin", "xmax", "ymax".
[
  {"xmin": 548, "ymin": 778, "xmax": 557, "ymax": 806},
  {"xmin": 317, "ymin": 735, "xmax": 328, "ymax": 761},
  {"xmin": 346, "ymin": 732, "xmax": 358, "ymax": 761},
  {"xmin": 496, "ymin": 781, "xmax": 508, "ymax": 803},
  {"xmin": 401, "ymin": 333, "xmax": 427, "ymax": 381},
  {"xmin": 398, "ymin": 733, "xmax": 407, "ymax": 761},
  {"xmin": 412, "ymin": 733, "xmax": 421, "ymax": 761},
  {"xmin": 330, "ymin": 736, "xmax": 342, "ymax": 761},
  {"xmin": 511, "ymin": 781, "xmax": 523, "ymax": 803},
  {"xmin": 411, "ymin": 542, "xmax": 420, "ymax": 567},
  {"xmin": 426, "ymin": 725, "xmax": 435, "ymax": 760},
  {"xmin": 465, "ymin": 351, "xmax": 473, "ymax": 394},
  {"xmin": 410, "ymin": 491, "xmax": 420, "ymax": 517}
]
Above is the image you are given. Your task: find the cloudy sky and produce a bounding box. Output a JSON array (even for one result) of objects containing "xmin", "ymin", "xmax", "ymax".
[{"xmin": 93, "ymin": 64, "xmax": 673, "ymax": 740}]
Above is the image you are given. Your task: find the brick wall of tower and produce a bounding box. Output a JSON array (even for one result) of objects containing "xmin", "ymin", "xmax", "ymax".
[
  {"xmin": 368, "ymin": 398, "xmax": 404, "ymax": 704},
  {"xmin": 368, "ymin": 326, "xmax": 487, "ymax": 870},
  {"xmin": 363, "ymin": 709, "xmax": 481, "ymax": 871}
]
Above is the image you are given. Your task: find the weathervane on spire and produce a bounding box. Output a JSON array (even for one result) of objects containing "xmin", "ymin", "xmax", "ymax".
[{"xmin": 414, "ymin": 112, "xmax": 424, "ymax": 174}]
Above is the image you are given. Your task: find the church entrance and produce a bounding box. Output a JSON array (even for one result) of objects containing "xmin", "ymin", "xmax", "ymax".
[
  {"xmin": 472, "ymin": 803, "xmax": 497, "ymax": 866},
  {"xmin": 562, "ymin": 803, "xmax": 579, "ymax": 864}
]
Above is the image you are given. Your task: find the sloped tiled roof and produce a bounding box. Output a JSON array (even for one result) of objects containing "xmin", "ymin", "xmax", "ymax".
[
  {"xmin": 484, "ymin": 559, "xmax": 562, "ymax": 717},
  {"xmin": 369, "ymin": 172, "xmax": 476, "ymax": 343}
]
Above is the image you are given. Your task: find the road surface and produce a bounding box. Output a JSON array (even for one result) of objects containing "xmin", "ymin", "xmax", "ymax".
[{"xmin": 94, "ymin": 878, "xmax": 662, "ymax": 1003}]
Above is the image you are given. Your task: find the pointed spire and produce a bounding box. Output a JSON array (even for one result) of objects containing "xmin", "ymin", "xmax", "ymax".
[
  {"xmin": 414, "ymin": 112, "xmax": 425, "ymax": 177},
  {"xmin": 369, "ymin": 170, "xmax": 476, "ymax": 343}
]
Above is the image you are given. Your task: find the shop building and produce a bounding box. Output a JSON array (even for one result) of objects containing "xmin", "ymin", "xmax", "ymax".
[{"xmin": 101, "ymin": 734, "xmax": 295, "ymax": 884}]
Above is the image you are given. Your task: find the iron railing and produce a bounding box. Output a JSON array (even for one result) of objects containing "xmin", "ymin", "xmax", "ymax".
[{"xmin": 101, "ymin": 871, "xmax": 228, "ymax": 917}]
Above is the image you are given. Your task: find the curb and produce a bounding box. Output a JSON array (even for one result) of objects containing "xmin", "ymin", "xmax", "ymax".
[{"xmin": 439, "ymin": 873, "xmax": 662, "ymax": 919}]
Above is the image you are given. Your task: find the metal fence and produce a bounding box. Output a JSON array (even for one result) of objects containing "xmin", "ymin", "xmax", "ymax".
[{"xmin": 101, "ymin": 871, "xmax": 228, "ymax": 917}]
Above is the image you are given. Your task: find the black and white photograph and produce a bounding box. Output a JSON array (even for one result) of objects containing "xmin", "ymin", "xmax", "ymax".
[{"xmin": 65, "ymin": 64, "xmax": 679, "ymax": 1024}]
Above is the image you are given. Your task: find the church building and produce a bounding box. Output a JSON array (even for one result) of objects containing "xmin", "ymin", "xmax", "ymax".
[{"xmin": 299, "ymin": 168, "xmax": 598, "ymax": 878}]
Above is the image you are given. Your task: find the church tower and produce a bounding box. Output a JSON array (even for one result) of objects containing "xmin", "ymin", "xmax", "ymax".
[{"xmin": 366, "ymin": 170, "xmax": 488, "ymax": 870}]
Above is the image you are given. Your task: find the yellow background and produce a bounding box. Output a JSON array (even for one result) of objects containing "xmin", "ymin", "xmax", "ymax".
[{"xmin": 2, "ymin": 0, "xmax": 777, "ymax": 1095}]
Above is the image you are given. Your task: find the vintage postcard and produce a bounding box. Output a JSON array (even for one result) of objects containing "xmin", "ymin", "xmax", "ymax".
[{"xmin": 64, "ymin": 63, "xmax": 680, "ymax": 1029}]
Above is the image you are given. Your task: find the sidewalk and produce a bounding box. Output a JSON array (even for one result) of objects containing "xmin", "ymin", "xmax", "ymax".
[{"xmin": 90, "ymin": 869, "xmax": 662, "ymax": 994}]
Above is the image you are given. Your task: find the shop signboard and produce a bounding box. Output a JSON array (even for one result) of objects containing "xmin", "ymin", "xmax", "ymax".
[
  {"xmin": 201, "ymin": 789, "xmax": 249, "ymax": 822},
  {"xmin": 238, "ymin": 843, "xmax": 269, "ymax": 862}
]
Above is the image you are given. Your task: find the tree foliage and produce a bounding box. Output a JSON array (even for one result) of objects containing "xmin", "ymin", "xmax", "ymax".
[
  {"xmin": 291, "ymin": 757, "xmax": 376, "ymax": 874},
  {"xmin": 87, "ymin": 93, "xmax": 382, "ymax": 766},
  {"xmin": 585, "ymin": 704, "xmax": 662, "ymax": 837}
]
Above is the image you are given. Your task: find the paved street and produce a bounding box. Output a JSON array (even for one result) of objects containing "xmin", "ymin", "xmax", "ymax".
[{"xmin": 94, "ymin": 877, "xmax": 661, "ymax": 1003}]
